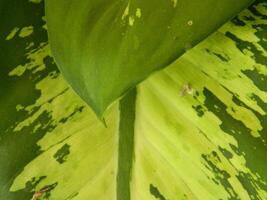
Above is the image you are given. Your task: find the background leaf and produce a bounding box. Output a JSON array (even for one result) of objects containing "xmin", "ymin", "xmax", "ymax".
[
  {"xmin": 133, "ymin": 1, "xmax": 267, "ymax": 199},
  {"xmin": 0, "ymin": 1, "xmax": 118, "ymax": 199},
  {"xmin": 45, "ymin": 0, "xmax": 254, "ymax": 116}
]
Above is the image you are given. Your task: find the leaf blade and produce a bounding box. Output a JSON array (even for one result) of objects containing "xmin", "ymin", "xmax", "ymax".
[
  {"xmin": 132, "ymin": 2, "xmax": 267, "ymax": 199},
  {"xmin": 45, "ymin": 0, "xmax": 254, "ymax": 116}
]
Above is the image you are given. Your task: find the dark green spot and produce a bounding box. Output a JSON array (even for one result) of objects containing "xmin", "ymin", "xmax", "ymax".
[
  {"xmin": 218, "ymin": 146, "xmax": 233, "ymax": 160},
  {"xmin": 206, "ymin": 49, "xmax": 230, "ymax": 62},
  {"xmin": 59, "ymin": 105, "xmax": 84, "ymax": 124},
  {"xmin": 242, "ymin": 69, "xmax": 267, "ymax": 92},
  {"xmin": 192, "ymin": 105, "xmax": 205, "ymax": 117},
  {"xmin": 150, "ymin": 184, "xmax": 167, "ymax": 200},
  {"xmin": 231, "ymin": 17, "xmax": 246, "ymax": 26},
  {"xmin": 53, "ymin": 143, "xmax": 71, "ymax": 164}
]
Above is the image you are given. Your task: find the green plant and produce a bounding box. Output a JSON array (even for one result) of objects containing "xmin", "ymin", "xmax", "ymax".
[{"xmin": 0, "ymin": 0, "xmax": 267, "ymax": 200}]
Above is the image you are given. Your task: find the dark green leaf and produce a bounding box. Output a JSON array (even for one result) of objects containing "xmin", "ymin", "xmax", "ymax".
[{"xmin": 45, "ymin": 0, "xmax": 254, "ymax": 117}]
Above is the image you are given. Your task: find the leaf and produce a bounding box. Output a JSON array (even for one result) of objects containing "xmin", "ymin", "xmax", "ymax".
[
  {"xmin": 1, "ymin": 0, "xmax": 267, "ymax": 200},
  {"xmin": 132, "ymin": 2, "xmax": 267, "ymax": 199},
  {"xmin": 45, "ymin": 0, "xmax": 254, "ymax": 117},
  {"xmin": 0, "ymin": 1, "xmax": 118, "ymax": 199}
]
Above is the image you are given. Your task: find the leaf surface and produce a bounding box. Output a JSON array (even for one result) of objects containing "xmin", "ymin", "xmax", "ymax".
[
  {"xmin": 1, "ymin": 1, "xmax": 267, "ymax": 200},
  {"xmin": 0, "ymin": 1, "xmax": 118, "ymax": 199},
  {"xmin": 45, "ymin": 0, "xmax": 254, "ymax": 116}
]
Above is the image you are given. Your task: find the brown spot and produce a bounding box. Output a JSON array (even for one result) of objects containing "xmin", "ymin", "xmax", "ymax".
[
  {"xmin": 31, "ymin": 186, "xmax": 51, "ymax": 200},
  {"xmin": 179, "ymin": 83, "xmax": 194, "ymax": 96}
]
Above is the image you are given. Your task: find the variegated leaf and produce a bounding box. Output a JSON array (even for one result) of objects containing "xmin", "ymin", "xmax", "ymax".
[{"xmin": 0, "ymin": 1, "xmax": 267, "ymax": 200}]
